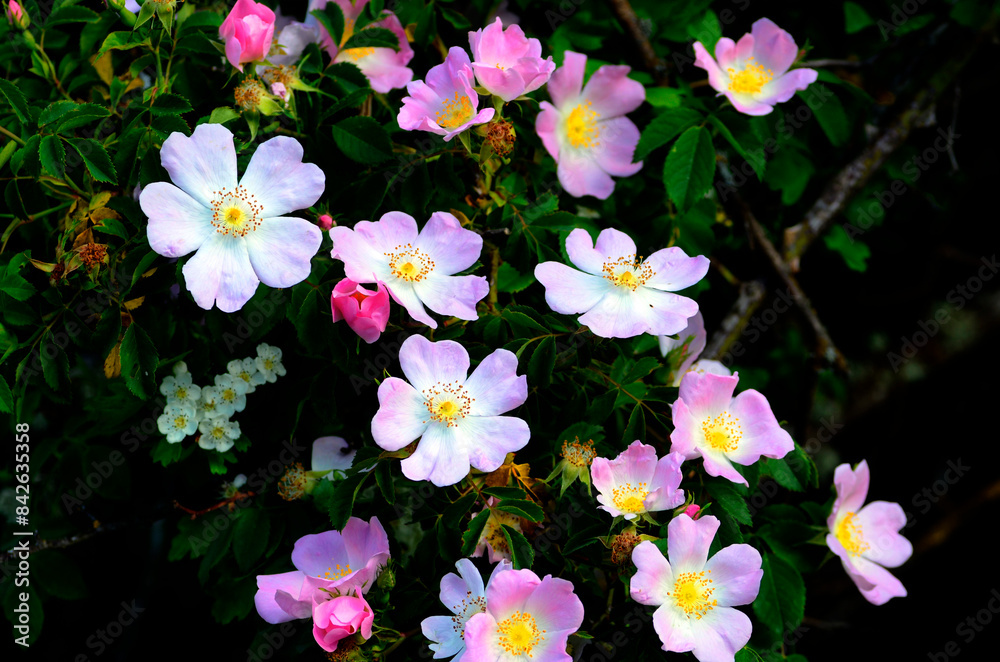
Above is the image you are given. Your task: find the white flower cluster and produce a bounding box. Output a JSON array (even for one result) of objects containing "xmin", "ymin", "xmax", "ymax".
[{"xmin": 156, "ymin": 343, "xmax": 287, "ymax": 453}]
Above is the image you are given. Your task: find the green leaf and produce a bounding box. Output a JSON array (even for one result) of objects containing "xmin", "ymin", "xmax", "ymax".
[
  {"xmin": 844, "ymin": 1, "xmax": 874, "ymax": 33},
  {"xmin": 496, "ymin": 499, "xmax": 544, "ymax": 522},
  {"xmin": 760, "ymin": 457, "xmax": 803, "ymax": 492},
  {"xmin": 708, "ymin": 115, "xmax": 765, "ymax": 180},
  {"xmin": 119, "ymin": 324, "xmax": 159, "ymax": 399},
  {"xmin": 824, "ymin": 224, "xmax": 870, "ymax": 272},
  {"xmin": 496, "ymin": 262, "xmax": 534, "ymax": 293},
  {"xmin": 0, "ymin": 79, "xmax": 31, "ymax": 123},
  {"xmin": 706, "ymin": 478, "xmax": 752, "ymax": 525},
  {"xmin": 752, "ymin": 553, "xmax": 806, "ymax": 638},
  {"xmin": 341, "ymin": 26, "xmax": 400, "ymax": 51},
  {"xmin": 622, "ymin": 403, "xmax": 645, "ymax": 444},
  {"xmin": 798, "ymin": 85, "xmax": 849, "ymax": 147},
  {"xmin": 0, "ymin": 375, "xmax": 13, "ymax": 413},
  {"xmin": 310, "ymin": 3, "xmax": 345, "ymax": 48},
  {"xmin": 39, "ymin": 135, "xmax": 66, "ymax": 178},
  {"xmin": 67, "ymin": 138, "xmax": 117, "ymax": 184},
  {"xmin": 45, "ymin": 5, "xmax": 100, "ymax": 26},
  {"xmin": 151, "ymin": 94, "xmax": 193, "ymax": 115},
  {"xmin": 52, "ymin": 104, "xmax": 110, "ymax": 133},
  {"xmin": 374, "ymin": 461, "xmax": 396, "ymax": 504},
  {"xmin": 735, "ymin": 648, "xmax": 766, "ymax": 662},
  {"xmin": 209, "ymin": 106, "xmax": 241, "ymax": 124},
  {"xmin": 501, "ymin": 309, "xmax": 548, "ymax": 335},
  {"xmin": 40, "ymin": 340, "xmax": 69, "ymax": 390},
  {"xmin": 97, "ymin": 31, "xmax": 151, "ymax": 59},
  {"xmin": 328, "ymin": 470, "xmax": 370, "ymax": 530},
  {"xmin": 635, "ymin": 107, "xmax": 703, "ymax": 161},
  {"xmin": 1, "ymin": 254, "xmax": 36, "ymax": 301},
  {"xmin": 501, "ymin": 524, "xmax": 534, "ymax": 569},
  {"xmin": 461, "ymin": 509, "xmax": 491, "ymax": 556},
  {"xmin": 664, "ymin": 125, "xmax": 715, "ymax": 212},
  {"xmin": 152, "ymin": 439, "xmax": 190, "ymax": 466},
  {"xmin": 331, "ymin": 116, "xmax": 392, "ymax": 164},
  {"xmin": 233, "ymin": 508, "xmax": 270, "ymax": 571},
  {"xmin": 528, "ymin": 336, "xmax": 556, "ymax": 388},
  {"xmin": 765, "ymin": 148, "xmax": 814, "ymax": 205}
]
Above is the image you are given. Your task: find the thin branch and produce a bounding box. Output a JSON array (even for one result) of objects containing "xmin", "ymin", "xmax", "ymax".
[
  {"xmin": 604, "ymin": 0, "xmax": 670, "ymax": 86},
  {"xmin": 0, "ymin": 521, "xmax": 127, "ymax": 565}
]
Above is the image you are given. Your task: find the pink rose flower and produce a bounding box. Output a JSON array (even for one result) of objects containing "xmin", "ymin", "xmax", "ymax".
[
  {"xmin": 827, "ymin": 460, "xmax": 912, "ymax": 605},
  {"xmin": 6, "ymin": 0, "xmax": 23, "ymax": 24},
  {"xmin": 331, "ymin": 278, "xmax": 390, "ymax": 344},
  {"xmin": 535, "ymin": 51, "xmax": 644, "ymax": 199},
  {"xmin": 312, "ymin": 591, "xmax": 374, "ymax": 652},
  {"xmin": 591, "ymin": 440, "xmax": 686, "ymax": 520},
  {"xmin": 693, "ymin": 18, "xmax": 818, "ymax": 116},
  {"xmin": 219, "ymin": 0, "xmax": 276, "ymax": 73},
  {"xmin": 468, "ymin": 17, "xmax": 554, "ymax": 102},
  {"xmin": 398, "ymin": 47, "xmax": 496, "ymax": 142},
  {"xmin": 669, "ymin": 371, "xmax": 794, "ymax": 486}
]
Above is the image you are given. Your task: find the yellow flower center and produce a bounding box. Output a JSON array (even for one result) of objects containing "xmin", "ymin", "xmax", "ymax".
[
  {"xmin": 264, "ymin": 359, "xmax": 274, "ymax": 370},
  {"xmin": 835, "ymin": 511, "xmax": 870, "ymax": 557},
  {"xmin": 701, "ymin": 412, "xmax": 742, "ymax": 453},
  {"xmin": 222, "ymin": 388, "xmax": 236, "ymax": 402},
  {"xmin": 601, "ymin": 255, "xmax": 655, "ymax": 290},
  {"xmin": 497, "ymin": 611, "xmax": 545, "ymax": 657},
  {"xmin": 385, "ymin": 244, "xmax": 434, "ymax": 282},
  {"xmin": 611, "ymin": 482, "xmax": 648, "ymax": 514},
  {"xmin": 210, "ymin": 185, "xmax": 263, "ymax": 237},
  {"xmin": 176, "ymin": 387, "xmax": 187, "ymax": 399},
  {"xmin": 173, "ymin": 415, "xmax": 186, "ymax": 428},
  {"xmin": 727, "ymin": 57, "xmax": 773, "ymax": 95},
  {"xmin": 211, "ymin": 426, "xmax": 226, "ymax": 440},
  {"xmin": 422, "ymin": 381, "xmax": 473, "ymax": 427},
  {"xmin": 436, "ymin": 91, "xmax": 475, "ymax": 129},
  {"xmin": 668, "ymin": 570, "xmax": 717, "ymax": 619},
  {"xmin": 566, "ymin": 101, "xmax": 600, "ymax": 148}
]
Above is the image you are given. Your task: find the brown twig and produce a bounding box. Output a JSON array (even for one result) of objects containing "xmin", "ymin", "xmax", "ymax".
[
  {"xmin": 0, "ymin": 521, "xmax": 126, "ymax": 565},
  {"xmin": 741, "ymin": 200, "xmax": 849, "ymax": 372},
  {"xmin": 703, "ymin": 280, "xmax": 766, "ymax": 361},
  {"xmin": 604, "ymin": 0, "xmax": 670, "ymax": 86},
  {"xmin": 172, "ymin": 491, "xmax": 256, "ymax": 519}
]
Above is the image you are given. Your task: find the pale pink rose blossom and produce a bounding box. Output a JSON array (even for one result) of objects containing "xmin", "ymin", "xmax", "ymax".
[
  {"xmin": 693, "ymin": 18, "xmax": 818, "ymax": 116},
  {"xmin": 468, "ymin": 17, "xmax": 554, "ymax": 102}
]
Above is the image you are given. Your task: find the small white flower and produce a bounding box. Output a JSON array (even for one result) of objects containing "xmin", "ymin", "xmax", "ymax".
[
  {"xmin": 157, "ymin": 401, "xmax": 199, "ymax": 443},
  {"xmin": 172, "ymin": 360, "xmax": 189, "ymax": 377},
  {"xmin": 214, "ymin": 374, "xmax": 247, "ymax": 414},
  {"xmin": 198, "ymin": 415, "xmax": 241, "ymax": 453},
  {"xmin": 255, "ymin": 343, "xmax": 286, "ymax": 382},
  {"xmin": 160, "ymin": 372, "xmax": 202, "ymax": 406},
  {"xmin": 199, "ymin": 385, "xmax": 228, "ymax": 419},
  {"xmin": 228, "ymin": 357, "xmax": 266, "ymax": 394},
  {"xmin": 233, "ymin": 474, "xmax": 247, "ymax": 489}
]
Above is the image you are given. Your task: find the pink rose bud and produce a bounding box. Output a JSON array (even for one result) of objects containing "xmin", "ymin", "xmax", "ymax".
[
  {"xmin": 683, "ymin": 504, "xmax": 701, "ymax": 519},
  {"xmin": 318, "ymin": 214, "xmax": 334, "ymax": 231},
  {"xmin": 219, "ymin": 0, "xmax": 275, "ymax": 73},
  {"xmin": 7, "ymin": 0, "xmax": 27, "ymax": 27},
  {"xmin": 270, "ymin": 82, "xmax": 288, "ymax": 101},
  {"xmin": 312, "ymin": 592, "xmax": 374, "ymax": 653},
  {"xmin": 331, "ymin": 278, "xmax": 390, "ymax": 344}
]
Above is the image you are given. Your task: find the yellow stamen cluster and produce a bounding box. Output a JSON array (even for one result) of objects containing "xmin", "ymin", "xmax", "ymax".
[
  {"xmin": 611, "ymin": 482, "xmax": 648, "ymax": 514},
  {"xmin": 277, "ymin": 462, "xmax": 307, "ymax": 501},
  {"xmin": 727, "ymin": 57, "xmax": 773, "ymax": 95},
  {"xmin": 320, "ymin": 563, "xmax": 352, "ymax": 581},
  {"xmin": 835, "ymin": 511, "xmax": 870, "ymax": 557},
  {"xmin": 497, "ymin": 611, "xmax": 545, "ymax": 657},
  {"xmin": 422, "ymin": 381, "xmax": 473, "ymax": 427},
  {"xmin": 561, "ymin": 437, "xmax": 596, "ymax": 468},
  {"xmin": 234, "ymin": 78, "xmax": 266, "ymax": 111},
  {"xmin": 668, "ymin": 570, "xmax": 717, "ymax": 619},
  {"xmin": 566, "ymin": 101, "xmax": 600, "ymax": 148},
  {"xmin": 701, "ymin": 411, "xmax": 742, "ymax": 453},
  {"xmin": 384, "ymin": 244, "xmax": 434, "ymax": 282},
  {"xmin": 436, "ymin": 91, "xmax": 475, "ymax": 129},
  {"xmin": 209, "ymin": 185, "xmax": 263, "ymax": 237},
  {"xmin": 341, "ymin": 46, "xmax": 376, "ymax": 61},
  {"xmin": 602, "ymin": 255, "xmax": 654, "ymax": 290},
  {"xmin": 173, "ymin": 415, "xmax": 188, "ymax": 428}
]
